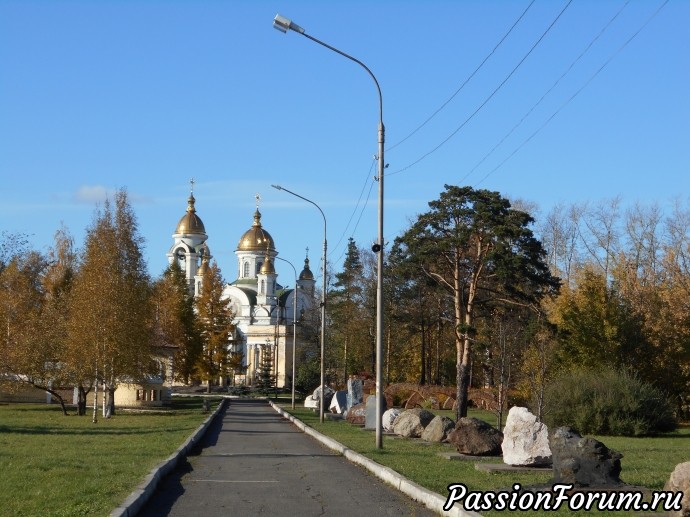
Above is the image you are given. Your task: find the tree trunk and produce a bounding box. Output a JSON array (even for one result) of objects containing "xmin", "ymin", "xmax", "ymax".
[
  {"xmin": 420, "ymin": 319, "xmax": 426, "ymax": 385},
  {"xmin": 457, "ymin": 358, "xmax": 471, "ymax": 419},
  {"xmin": 77, "ymin": 384, "xmax": 87, "ymax": 416},
  {"xmin": 92, "ymin": 373, "xmax": 98, "ymax": 424},
  {"xmin": 106, "ymin": 386, "xmax": 115, "ymax": 417}
]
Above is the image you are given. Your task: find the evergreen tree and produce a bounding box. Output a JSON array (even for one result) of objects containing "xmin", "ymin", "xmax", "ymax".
[
  {"xmin": 254, "ymin": 344, "xmax": 276, "ymax": 395},
  {"xmin": 329, "ymin": 238, "xmax": 369, "ymax": 382},
  {"xmin": 396, "ymin": 185, "xmax": 559, "ymax": 419},
  {"xmin": 152, "ymin": 261, "xmax": 201, "ymax": 384}
]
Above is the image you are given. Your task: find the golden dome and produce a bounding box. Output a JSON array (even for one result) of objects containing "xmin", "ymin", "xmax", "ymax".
[
  {"xmin": 197, "ymin": 243, "xmax": 211, "ymax": 276},
  {"xmin": 197, "ymin": 257, "xmax": 209, "ymax": 276},
  {"xmin": 237, "ymin": 209, "xmax": 275, "ymax": 252},
  {"xmin": 260, "ymin": 257, "xmax": 275, "ymax": 274},
  {"xmin": 175, "ymin": 193, "xmax": 207, "ymax": 235},
  {"xmin": 299, "ymin": 257, "xmax": 314, "ymax": 280}
]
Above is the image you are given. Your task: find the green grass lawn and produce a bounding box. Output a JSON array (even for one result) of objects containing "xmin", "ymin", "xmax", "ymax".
[
  {"xmin": 282, "ymin": 405, "xmax": 690, "ymax": 517},
  {"xmin": 2, "ymin": 397, "xmax": 687, "ymax": 517},
  {"xmin": 0, "ymin": 398, "xmax": 220, "ymax": 517}
]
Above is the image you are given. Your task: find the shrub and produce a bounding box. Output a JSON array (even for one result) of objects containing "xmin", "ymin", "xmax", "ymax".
[
  {"xmin": 539, "ymin": 368, "xmax": 676, "ymax": 436},
  {"xmin": 294, "ymin": 358, "xmax": 321, "ymax": 394}
]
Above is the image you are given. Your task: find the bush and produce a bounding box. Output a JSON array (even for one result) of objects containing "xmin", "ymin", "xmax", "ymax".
[
  {"xmin": 539, "ymin": 368, "xmax": 676, "ymax": 436},
  {"xmin": 295, "ymin": 358, "xmax": 321, "ymax": 394}
]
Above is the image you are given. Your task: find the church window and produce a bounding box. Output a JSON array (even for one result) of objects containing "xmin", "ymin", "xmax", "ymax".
[
  {"xmin": 243, "ymin": 261, "xmax": 250, "ymax": 278},
  {"xmin": 260, "ymin": 280, "xmax": 265, "ymax": 294},
  {"xmin": 256, "ymin": 262, "xmax": 262, "ymax": 275}
]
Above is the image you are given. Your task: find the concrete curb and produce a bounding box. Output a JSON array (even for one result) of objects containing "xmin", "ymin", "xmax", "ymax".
[
  {"xmin": 269, "ymin": 401, "xmax": 482, "ymax": 517},
  {"xmin": 110, "ymin": 397, "xmax": 228, "ymax": 517}
]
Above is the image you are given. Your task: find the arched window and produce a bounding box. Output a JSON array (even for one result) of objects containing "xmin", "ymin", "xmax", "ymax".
[
  {"xmin": 256, "ymin": 262, "xmax": 262, "ymax": 275},
  {"xmin": 243, "ymin": 261, "xmax": 250, "ymax": 278},
  {"xmin": 260, "ymin": 280, "xmax": 265, "ymax": 294}
]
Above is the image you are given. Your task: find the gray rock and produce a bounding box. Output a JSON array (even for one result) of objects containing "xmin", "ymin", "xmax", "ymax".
[
  {"xmin": 329, "ymin": 390, "xmax": 347, "ymax": 414},
  {"xmin": 421, "ymin": 415, "xmax": 455, "ymax": 442},
  {"xmin": 311, "ymin": 385, "xmax": 335, "ymax": 409},
  {"xmin": 392, "ymin": 408, "xmax": 435, "ymax": 438},
  {"xmin": 346, "ymin": 378, "xmax": 363, "ymax": 410},
  {"xmin": 364, "ymin": 394, "xmax": 387, "ymax": 429},
  {"xmin": 382, "ymin": 408, "xmax": 402, "ymax": 432},
  {"xmin": 664, "ymin": 461, "xmax": 690, "ymax": 517},
  {"xmin": 303, "ymin": 396, "xmax": 319, "ymax": 409},
  {"xmin": 502, "ymin": 406, "xmax": 552, "ymax": 466},
  {"xmin": 550, "ymin": 427, "xmax": 623, "ymax": 487},
  {"xmin": 447, "ymin": 417, "xmax": 503, "ymax": 456}
]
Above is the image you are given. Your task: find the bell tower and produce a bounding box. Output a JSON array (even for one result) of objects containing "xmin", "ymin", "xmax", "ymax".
[{"xmin": 167, "ymin": 179, "xmax": 208, "ymax": 293}]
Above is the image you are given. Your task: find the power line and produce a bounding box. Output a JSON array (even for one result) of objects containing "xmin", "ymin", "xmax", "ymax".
[
  {"xmin": 387, "ymin": 0, "xmax": 537, "ymax": 152},
  {"xmin": 328, "ymin": 158, "xmax": 376, "ymax": 259},
  {"xmin": 331, "ymin": 176, "xmax": 376, "ymax": 267},
  {"xmin": 459, "ymin": 0, "xmax": 632, "ymax": 185},
  {"xmin": 473, "ymin": 0, "xmax": 670, "ymax": 188},
  {"xmin": 389, "ymin": 0, "xmax": 574, "ymax": 178}
]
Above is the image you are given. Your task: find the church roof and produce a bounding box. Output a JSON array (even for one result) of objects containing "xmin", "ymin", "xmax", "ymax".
[
  {"xmin": 237, "ymin": 209, "xmax": 275, "ymax": 252},
  {"xmin": 175, "ymin": 193, "xmax": 207, "ymax": 236},
  {"xmin": 299, "ymin": 257, "xmax": 314, "ymax": 280}
]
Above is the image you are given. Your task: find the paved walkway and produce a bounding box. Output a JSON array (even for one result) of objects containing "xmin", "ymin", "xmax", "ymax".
[{"xmin": 138, "ymin": 399, "xmax": 436, "ymax": 517}]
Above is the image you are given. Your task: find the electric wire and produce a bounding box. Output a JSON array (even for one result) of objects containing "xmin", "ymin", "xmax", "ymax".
[
  {"xmin": 331, "ymin": 175, "xmax": 377, "ymax": 266},
  {"xmin": 388, "ymin": 0, "xmax": 574, "ymax": 178},
  {"xmin": 473, "ymin": 0, "xmax": 670, "ymax": 188},
  {"xmin": 328, "ymin": 158, "xmax": 377, "ymax": 259},
  {"xmin": 387, "ymin": 0, "xmax": 537, "ymax": 152},
  {"xmin": 458, "ymin": 0, "xmax": 632, "ymax": 185}
]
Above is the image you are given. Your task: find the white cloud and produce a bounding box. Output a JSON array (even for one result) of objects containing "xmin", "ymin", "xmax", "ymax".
[{"xmin": 73, "ymin": 185, "xmax": 113, "ymax": 204}]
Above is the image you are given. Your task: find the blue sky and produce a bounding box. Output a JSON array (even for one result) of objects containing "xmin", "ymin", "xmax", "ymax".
[{"xmin": 1, "ymin": 0, "xmax": 688, "ymax": 282}]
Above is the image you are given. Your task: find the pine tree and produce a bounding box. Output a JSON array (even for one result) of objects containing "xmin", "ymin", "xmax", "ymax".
[
  {"xmin": 152, "ymin": 261, "xmax": 201, "ymax": 384},
  {"xmin": 397, "ymin": 185, "xmax": 559, "ymax": 418},
  {"xmin": 254, "ymin": 345, "xmax": 276, "ymax": 395}
]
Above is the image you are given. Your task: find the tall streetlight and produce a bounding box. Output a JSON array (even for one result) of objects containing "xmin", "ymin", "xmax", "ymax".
[
  {"xmin": 275, "ymin": 256, "xmax": 298, "ymax": 410},
  {"xmin": 271, "ymin": 184, "xmax": 327, "ymax": 423},
  {"xmin": 273, "ymin": 14, "xmax": 385, "ymax": 448}
]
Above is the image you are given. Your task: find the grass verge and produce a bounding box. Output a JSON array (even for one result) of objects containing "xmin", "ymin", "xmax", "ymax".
[
  {"xmin": 0, "ymin": 398, "xmax": 220, "ymax": 517},
  {"xmin": 281, "ymin": 405, "xmax": 689, "ymax": 516}
]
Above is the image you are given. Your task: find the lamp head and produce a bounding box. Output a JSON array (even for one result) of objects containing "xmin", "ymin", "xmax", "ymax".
[
  {"xmin": 271, "ymin": 184, "xmax": 282, "ymax": 191},
  {"xmin": 273, "ymin": 14, "xmax": 304, "ymax": 34}
]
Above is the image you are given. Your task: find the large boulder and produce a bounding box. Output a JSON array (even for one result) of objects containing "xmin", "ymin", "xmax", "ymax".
[
  {"xmin": 665, "ymin": 461, "xmax": 690, "ymax": 517},
  {"xmin": 447, "ymin": 417, "xmax": 503, "ymax": 456},
  {"xmin": 346, "ymin": 401, "xmax": 367, "ymax": 425},
  {"xmin": 307, "ymin": 385, "xmax": 335, "ymax": 410},
  {"xmin": 502, "ymin": 406, "xmax": 552, "ymax": 466},
  {"xmin": 550, "ymin": 427, "xmax": 623, "ymax": 487},
  {"xmin": 364, "ymin": 394, "xmax": 387, "ymax": 430},
  {"xmin": 392, "ymin": 408, "xmax": 435, "ymax": 438},
  {"xmin": 346, "ymin": 378, "xmax": 363, "ymax": 410},
  {"xmin": 329, "ymin": 390, "xmax": 347, "ymax": 414},
  {"xmin": 382, "ymin": 408, "xmax": 402, "ymax": 432},
  {"xmin": 421, "ymin": 415, "xmax": 455, "ymax": 443}
]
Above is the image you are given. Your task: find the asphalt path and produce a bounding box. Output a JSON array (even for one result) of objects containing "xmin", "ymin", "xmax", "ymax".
[{"xmin": 138, "ymin": 398, "xmax": 437, "ymax": 516}]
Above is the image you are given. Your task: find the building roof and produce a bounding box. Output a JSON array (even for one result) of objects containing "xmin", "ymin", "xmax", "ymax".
[
  {"xmin": 237, "ymin": 209, "xmax": 275, "ymax": 252},
  {"xmin": 175, "ymin": 193, "xmax": 207, "ymax": 236}
]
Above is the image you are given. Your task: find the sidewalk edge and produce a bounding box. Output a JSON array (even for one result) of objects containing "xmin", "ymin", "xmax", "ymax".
[
  {"xmin": 109, "ymin": 397, "xmax": 228, "ymax": 517},
  {"xmin": 269, "ymin": 401, "xmax": 482, "ymax": 517}
]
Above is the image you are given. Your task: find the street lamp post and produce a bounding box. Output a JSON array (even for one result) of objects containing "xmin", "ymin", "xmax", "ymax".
[
  {"xmin": 271, "ymin": 184, "xmax": 327, "ymax": 423},
  {"xmin": 276, "ymin": 256, "xmax": 299, "ymax": 410},
  {"xmin": 273, "ymin": 15, "xmax": 385, "ymax": 448}
]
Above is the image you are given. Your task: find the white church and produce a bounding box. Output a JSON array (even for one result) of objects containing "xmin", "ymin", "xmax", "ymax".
[{"xmin": 167, "ymin": 189, "xmax": 316, "ymax": 388}]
